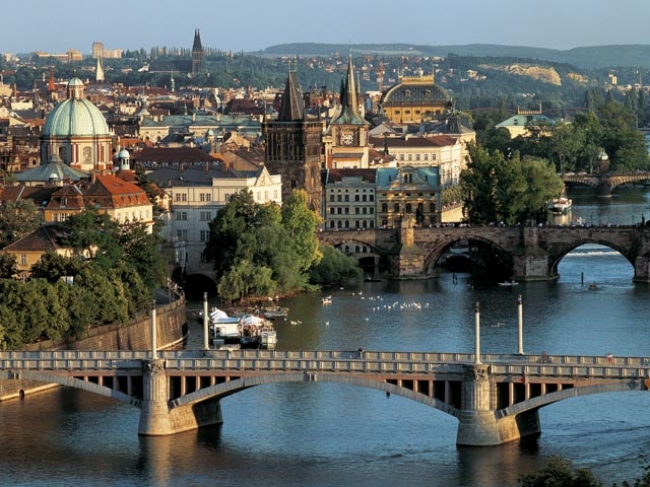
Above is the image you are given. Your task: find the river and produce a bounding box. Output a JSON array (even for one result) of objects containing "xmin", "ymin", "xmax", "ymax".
[{"xmin": 2, "ymin": 186, "xmax": 650, "ymax": 486}]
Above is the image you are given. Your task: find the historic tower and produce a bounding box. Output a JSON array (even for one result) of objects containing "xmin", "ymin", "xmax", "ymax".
[
  {"xmin": 191, "ymin": 29, "xmax": 204, "ymax": 75},
  {"xmin": 263, "ymin": 71, "xmax": 324, "ymax": 211},
  {"xmin": 328, "ymin": 55, "xmax": 370, "ymax": 168}
]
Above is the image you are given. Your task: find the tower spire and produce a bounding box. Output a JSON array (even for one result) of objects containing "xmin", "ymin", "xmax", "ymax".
[{"xmin": 278, "ymin": 70, "xmax": 305, "ymax": 122}]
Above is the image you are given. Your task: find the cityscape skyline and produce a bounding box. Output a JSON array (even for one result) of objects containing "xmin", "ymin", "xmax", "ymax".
[{"xmin": 5, "ymin": 0, "xmax": 650, "ymax": 56}]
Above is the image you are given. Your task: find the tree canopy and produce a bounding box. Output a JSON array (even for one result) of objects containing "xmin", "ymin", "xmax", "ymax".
[
  {"xmin": 205, "ymin": 189, "xmax": 322, "ymax": 304},
  {"xmin": 461, "ymin": 143, "xmax": 564, "ymax": 225}
]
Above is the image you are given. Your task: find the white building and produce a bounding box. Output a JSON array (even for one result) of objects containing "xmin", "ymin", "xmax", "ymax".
[{"xmin": 146, "ymin": 162, "xmax": 282, "ymax": 274}]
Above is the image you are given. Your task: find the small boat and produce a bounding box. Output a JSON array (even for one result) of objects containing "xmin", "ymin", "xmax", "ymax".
[
  {"xmin": 548, "ymin": 197, "xmax": 572, "ymax": 214},
  {"xmin": 588, "ymin": 282, "xmax": 599, "ymax": 290},
  {"xmin": 322, "ymin": 296, "xmax": 332, "ymax": 304},
  {"xmin": 498, "ymin": 279, "xmax": 518, "ymax": 287},
  {"xmin": 262, "ymin": 306, "xmax": 289, "ymax": 319}
]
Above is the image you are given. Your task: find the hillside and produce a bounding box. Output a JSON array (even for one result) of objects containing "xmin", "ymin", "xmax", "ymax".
[{"xmin": 259, "ymin": 43, "xmax": 650, "ymax": 69}]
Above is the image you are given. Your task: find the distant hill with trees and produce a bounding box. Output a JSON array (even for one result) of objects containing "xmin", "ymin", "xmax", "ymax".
[{"xmin": 259, "ymin": 43, "xmax": 650, "ymax": 69}]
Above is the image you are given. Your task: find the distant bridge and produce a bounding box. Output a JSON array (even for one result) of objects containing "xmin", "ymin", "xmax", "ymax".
[
  {"xmin": 1, "ymin": 349, "xmax": 648, "ymax": 446},
  {"xmin": 562, "ymin": 172, "xmax": 650, "ymax": 196},
  {"xmin": 319, "ymin": 224, "xmax": 650, "ymax": 281}
]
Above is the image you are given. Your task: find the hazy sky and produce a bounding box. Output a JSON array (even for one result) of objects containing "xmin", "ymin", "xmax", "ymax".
[{"xmin": 5, "ymin": 0, "xmax": 650, "ymax": 55}]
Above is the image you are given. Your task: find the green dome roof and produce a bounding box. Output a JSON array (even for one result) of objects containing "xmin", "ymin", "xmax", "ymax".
[{"xmin": 43, "ymin": 77, "xmax": 110, "ymax": 137}]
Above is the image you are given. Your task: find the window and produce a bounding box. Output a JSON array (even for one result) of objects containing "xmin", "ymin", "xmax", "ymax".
[
  {"xmin": 381, "ymin": 203, "xmax": 388, "ymax": 212},
  {"xmin": 337, "ymin": 195, "xmax": 342, "ymax": 202},
  {"xmin": 83, "ymin": 147, "xmax": 92, "ymax": 164},
  {"xmin": 330, "ymin": 208, "xmax": 335, "ymax": 215},
  {"xmin": 337, "ymin": 208, "xmax": 342, "ymax": 215},
  {"xmin": 370, "ymin": 208, "xmax": 374, "ymax": 214},
  {"xmin": 330, "ymin": 195, "xmax": 335, "ymax": 202},
  {"xmin": 344, "ymin": 195, "xmax": 349, "ymax": 202},
  {"xmin": 175, "ymin": 193, "xmax": 187, "ymax": 202},
  {"xmin": 176, "ymin": 230, "xmax": 188, "ymax": 241},
  {"xmin": 200, "ymin": 211, "xmax": 211, "ymax": 221},
  {"xmin": 362, "ymin": 195, "xmax": 367, "ymax": 202},
  {"xmin": 200, "ymin": 230, "xmax": 210, "ymax": 242},
  {"xmin": 20, "ymin": 254, "xmax": 27, "ymax": 266},
  {"xmin": 355, "ymin": 195, "xmax": 360, "ymax": 202},
  {"xmin": 369, "ymin": 195, "xmax": 374, "ymax": 202},
  {"xmin": 200, "ymin": 193, "xmax": 212, "ymax": 202},
  {"xmin": 176, "ymin": 211, "xmax": 188, "ymax": 220},
  {"xmin": 355, "ymin": 207, "xmax": 360, "ymax": 214},
  {"xmin": 406, "ymin": 203, "xmax": 412, "ymax": 213},
  {"xmin": 394, "ymin": 203, "xmax": 400, "ymax": 213},
  {"xmin": 330, "ymin": 221, "xmax": 335, "ymax": 228}
]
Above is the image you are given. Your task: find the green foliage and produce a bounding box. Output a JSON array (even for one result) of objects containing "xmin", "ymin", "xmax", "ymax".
[
  {"xmin": 519, "ymin": 455, "xmax": 603, "ymax": 487},
  {"xmin": 206, "ymin": 189, "xmax": 321, "ymax": 303},
  {"xmin": 309, "ymin": 243, "xmax": 363, "ymax": 285},
  {"xmin": 0, "ymin": 252, "xmax": 18, "ymax": 279},
  {"xmin": 461, "ymin": 143, "xmax": 564, "ymax": 225},
  {"xmin": 0, "ymin": 199, "xmax": 43, "ymax": 248}
]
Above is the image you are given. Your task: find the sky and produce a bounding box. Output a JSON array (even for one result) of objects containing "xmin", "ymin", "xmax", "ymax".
[{"xmin": 5, "ymin": 0, "xmax": 650, "ymax": 55}]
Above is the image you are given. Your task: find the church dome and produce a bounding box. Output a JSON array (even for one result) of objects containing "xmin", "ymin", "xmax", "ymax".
[
  {"xmin": 118, "ymin": 148, "xmax": 130, "ymax": 159},
  {"xmin": 43, "ymin": 77, "xmax": 110, "ymax": 137}
]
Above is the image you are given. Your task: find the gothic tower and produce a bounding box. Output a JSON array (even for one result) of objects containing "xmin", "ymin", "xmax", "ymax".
[
  {"xmin": 192, "ymin": 29, "xmax": 204, "ymax": 74},
  {"xmin": 263, "ymin": 71, "xmax": 324, "ymax": 211}
]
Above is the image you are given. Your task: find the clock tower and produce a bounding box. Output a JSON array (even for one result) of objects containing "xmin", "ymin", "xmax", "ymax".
[{"xmin": 327, "ymin": 55, "xmax": 370, "ymax": 169}]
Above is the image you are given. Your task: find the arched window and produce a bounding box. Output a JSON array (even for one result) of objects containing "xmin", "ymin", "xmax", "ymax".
[
  {"xmin": 394, "ymin": 203, "xmax": 400, "ymax": 213},
  {"xmin": 382, "ymin": 203, "xmax": 388, "ymax": 212},
  {"xmin": 83, "ymin": 147, "xmax": 92, "ymax": 164},
  {"xmin": 406, "ymin": 203, "xmax": 412, "ymax": 213}
]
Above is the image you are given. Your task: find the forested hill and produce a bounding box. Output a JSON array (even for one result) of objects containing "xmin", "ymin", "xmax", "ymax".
[{"xmin": 259, "ymin": 43, "xmax": 650, "ymax": 69}]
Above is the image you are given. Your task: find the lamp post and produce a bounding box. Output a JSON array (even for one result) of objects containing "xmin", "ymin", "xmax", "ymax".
[
  {"xmin": 517, "ymin": 294, "xmax": 524, "ymax": 355},
  {"xmin": 474, "ymin": 302, "xmax": 481, "ymax": 365}
]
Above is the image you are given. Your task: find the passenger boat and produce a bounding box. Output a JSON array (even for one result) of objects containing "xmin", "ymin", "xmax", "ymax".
[
  {"xmin": 207, "ymin": 308, "xmax": 277, "ymax": 349},
  {"xmin": 548, "ymin": 197, "xmax": 573, "ymax": 214}
]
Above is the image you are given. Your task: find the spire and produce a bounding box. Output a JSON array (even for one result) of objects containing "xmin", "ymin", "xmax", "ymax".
[
  {"xmin": 278, "ymin": 71, "xmax": 305, "ymax": 122},
  {"xmin": 192, "ymin": 29, "xmax": 203, "ymax": 51},
  {"xmin": 48, "ymin": 67, "xmax": 55, "ymax": 92},
  {"xmin": 95, "ymin": 57, "xmax": 105, "ymax": 83},
  {"xmin": 331, "ymin": 54, "xmax": 367, "ymax": 126}
]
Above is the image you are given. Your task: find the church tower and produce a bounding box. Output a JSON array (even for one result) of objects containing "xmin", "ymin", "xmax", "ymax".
[
  {"xmin": 263, "ymin": 71, "xmax": 324, "ymax": 211},
  {"xmin": 327, "ymin": 55, "xmax": 370, "ymax": 168},
  {"xmin": 192, "ymin": 29, "xmax": 204, "ymax": 74}
]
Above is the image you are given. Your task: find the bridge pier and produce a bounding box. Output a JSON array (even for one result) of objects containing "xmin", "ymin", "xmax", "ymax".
[
  {"xmin": 456, "ymin": 364, "xmax": 541, "ymax": 446},
  {"xmin": 138, "ymin": 359, "xmax": 223, "ymax": 436},
  {"xmin": 633, "ymin": 255, "xmax": 650, "ymax": 283}
]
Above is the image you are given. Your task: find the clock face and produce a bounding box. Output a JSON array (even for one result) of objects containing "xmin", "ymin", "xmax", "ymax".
[{"xmin": 341, "ymin": 133, "xmax": 353, "ymax": 145}]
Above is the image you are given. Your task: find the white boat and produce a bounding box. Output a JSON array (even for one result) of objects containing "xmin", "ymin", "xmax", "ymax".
[
  {"xmin": 548, "ymin": 197, "xmax": 572, "ymax": 214},
  {"xmin": 498, "ymin": 279, "xmax": 518, "ymax": 287},
  {"xmin": 207, "ymin": 308, "xmax": 277, "ymax": 349},
  {"xmin": 322, "ymin": 296, "xmax": 332, "ymax": 304}
]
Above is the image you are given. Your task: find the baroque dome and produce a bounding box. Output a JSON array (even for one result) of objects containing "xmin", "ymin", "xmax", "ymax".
[{"xmin": 43, "ymin": 77, "xmax": 110, "ymax": 137}]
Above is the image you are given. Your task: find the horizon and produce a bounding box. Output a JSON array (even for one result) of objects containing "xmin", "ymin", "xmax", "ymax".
[{"xmin": 4, "ymin": 0, "xmax": 650, "ymax": 56}]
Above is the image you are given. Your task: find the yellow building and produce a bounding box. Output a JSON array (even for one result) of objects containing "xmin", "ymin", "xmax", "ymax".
[{"xmin": 379, "ymin": 74, "xmax": 452, "ymax": 124}]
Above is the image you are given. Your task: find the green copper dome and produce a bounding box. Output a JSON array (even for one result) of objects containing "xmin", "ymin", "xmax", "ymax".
[{"xmin": 43, "ymin": 77, "xmax": 110, "ymax": 137}]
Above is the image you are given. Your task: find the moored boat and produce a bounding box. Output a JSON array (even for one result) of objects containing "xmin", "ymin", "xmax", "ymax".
[
  {"xmin": 498, "ymin": 279, "xmax": 518, "ymax": 287},
  {"xmin": 548, "ymin": 197, "xmax": 572, "ymax": 214},
  {"xmin": 262, "ymin": 306, "xmax": 289, "ymax": 319},
  {"xmin": 207, "ymin": 308, "xmax": 277, "ymax": 349}
]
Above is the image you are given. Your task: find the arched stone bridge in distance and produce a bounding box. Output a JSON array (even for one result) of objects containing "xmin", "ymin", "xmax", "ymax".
[
  {"xmin": 318, "ymin": 225, "xmax": 650, "ymax": 282},
  {"xmin": 562, "ymin": 171, "xmax": 650, "ymax": 196},
  {"xmin": 1, "ymin": 349, "xmax": 649, "ymax": 447}
]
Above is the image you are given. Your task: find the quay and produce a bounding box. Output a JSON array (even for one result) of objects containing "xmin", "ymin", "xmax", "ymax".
[{"xmin": 1, "ymin": 349, "xmax": 648, "ymax": 446}]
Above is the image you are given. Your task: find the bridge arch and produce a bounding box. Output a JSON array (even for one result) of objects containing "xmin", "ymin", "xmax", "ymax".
[
  {"xmin": 423, "ymin": 234, "xmax": 514, "ymax": 276},
  {"xmin": 498, "ymin": 380, "xmax": 645, "ymax": 419},
  {"xmin": 548, "ymin": 241, "xmax": 635, "ymax": 278},
  {"xmin": 170, "ymin": 372, "xmax": 460, "ymax": 419},
  {"xmin": 10, "ymin": 371, "xmax": 141, "ymax": 408}
]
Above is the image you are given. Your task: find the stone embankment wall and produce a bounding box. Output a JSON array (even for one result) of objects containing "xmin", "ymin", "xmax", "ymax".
[{"xmin": 0, "ymin": 297, "xmax": 187, "ymax": 401}]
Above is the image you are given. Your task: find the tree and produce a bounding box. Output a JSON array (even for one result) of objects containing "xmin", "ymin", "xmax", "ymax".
[
  {"xmin": 205, "ymin": 189, "xmax": 322, "ymax": 303},
  {"xmin": 309, "ymin": 243, "xmax": 362, "ymax": 285},
  {"xmin": 461, "ymin": 143, "xmax": 564, "ymax": 225},
  {"xmin": 0, "ymin": 199, "xmax": 43, "ymax": 247},
  {"xmin": 0, "ymin": 252, "xmax": 18, "ymax": 279},
  {"xmin": 518, "ymin": 455, "xmax": 603, "ymax": 487}
]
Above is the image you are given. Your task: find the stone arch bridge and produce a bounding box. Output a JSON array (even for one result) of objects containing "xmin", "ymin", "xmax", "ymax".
[
  {"xmin": 319, "ymin": 225, "xmax": 650, "ymax": 282},
  {"xmin": 562, "ymin": 172, "xmax": 650, "ymax": 196},
  {"xmin": 1, "ymin": 349, "xmax": 648, "ymax": 446}
]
